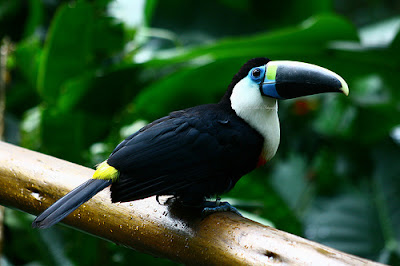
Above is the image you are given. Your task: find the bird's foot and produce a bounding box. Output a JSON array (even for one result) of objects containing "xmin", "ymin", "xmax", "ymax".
[{"xmin": 202, "ymin": 198, "xmax": 242, "ymax": 217}]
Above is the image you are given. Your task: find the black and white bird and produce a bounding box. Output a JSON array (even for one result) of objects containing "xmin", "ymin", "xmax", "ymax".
[{"xmin": 32, "ymin": 57, "xmax": 348, "ymax": 228}]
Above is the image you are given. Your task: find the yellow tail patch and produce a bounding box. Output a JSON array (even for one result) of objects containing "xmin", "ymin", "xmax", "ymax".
[{"xmin": 93, "ymin": 161, "xmax": 119, "ymax": 182}]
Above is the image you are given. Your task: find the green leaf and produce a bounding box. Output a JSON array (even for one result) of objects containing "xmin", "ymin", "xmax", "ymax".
[
  {"xmin": 6, "ymin": 37, "xmax": 42, "ymax": 115},
  {"xmin": 40, "ymin": 108, "xmax": 87, "ymax": 162},
  {"xmin": 304, "ymin": 192, "xmax": 385, "ymax": 261},
  {"xmin": 372, "ymin": 144, "xmax": 400, "ymax": 262},
  {"xmin": 132, "ymin": 59, "xmax": 237, "ymax": 120},
  {"xmin": 390, "ymin": 26, "xmax": 400, "ymax": 55},
  {"xmin": 144, "ymin": 14, "xmax": 358, "ymax": 66},
  {"xmin": 14, "ymin": 37, "xmax": 41, "ymax": 88},
  {"xmin": 304, "ymin": 143, "xmax": 400, "ymax": 264},
  {"xmin": 313, "ymin": 97, "xmax": 356, "ymax": 138},
  {"xmin": 269, "ymin": 153, "xmax": 313, "ymax": 218},
  {"xmin": 38, "ymin": 228, "xmax": 74, "ymax": 266},
  {"xmin": 37, "ymin": 2, "xmax": 94, "ymax": 105},
  {"xmin": 311, "ymin": 148, "xmax": 340, "ymax": 194},
  {"xmin": 20, "ymin": 106, "xmax": 110, "ymax": 163},
  {"xmin": 20, "ymin": 106, "xmax": 42, "ymax": 151},
  {"xmin": 40, "ymin": 108, "xmax": 111, "ymax": 163},
  {"xmin": 4, "ymin": 209, "xmax": 63, "ymax": 265},
  {"xmin": 92, "ymin": 16, "xmax": 125, "ymax": 58},
  {"xmin": 58, "ymin": 65, "xmax": 143, "ymax": 116},
  {"xmin": 131, "ymin": 14, "xmax": 359, "ymax": 121},
  {"xmin": 23, "ymin": 0, "xmax": 43, "ymax": 38},
  {"xmin": 217, "ymin": 0, "xmax": 250, "ymax": 11},
  {"xmin": 355, "ymin": 107, "xmax": 400, "ymax": 143},
  {"xmin": 359, "ymin": 17, "xmax": 400, "ymax": 48},
  {"xmin": 350, "ymin": 74, "xmax": 391, "ymax": 107},
  {"xmin": 144, "ymin": 0, "xmax": 158, "ymax": 27},
  {"xmin": 57, "ymin": 73, "xmax": 93, "ymax": 113}
]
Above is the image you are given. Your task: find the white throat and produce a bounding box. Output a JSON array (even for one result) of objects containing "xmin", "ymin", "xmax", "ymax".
[{"xmin": 230, "ymin": 78, "xmax": 280, "ymax": 161}]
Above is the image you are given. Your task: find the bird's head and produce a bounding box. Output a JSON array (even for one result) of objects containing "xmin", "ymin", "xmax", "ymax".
[{"xmin": 221, "ymin": 57, "xmax": 348, "ymax": 109}]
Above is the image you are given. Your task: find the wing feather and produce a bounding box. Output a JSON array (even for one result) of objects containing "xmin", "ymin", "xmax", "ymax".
[{"xmin": 108, "ymin": 105, "xmax": 264, "ymax": 203}]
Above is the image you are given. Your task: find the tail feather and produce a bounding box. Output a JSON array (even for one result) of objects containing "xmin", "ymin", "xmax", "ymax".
[{"xmin": 32, "ymin": 179, "xmax": 112, "ymax": 229}]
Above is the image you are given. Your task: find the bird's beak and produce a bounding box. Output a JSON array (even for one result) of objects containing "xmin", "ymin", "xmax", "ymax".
[{"xmin": 261, "ymin": 61, "xmax": 349, "ymax": 99}]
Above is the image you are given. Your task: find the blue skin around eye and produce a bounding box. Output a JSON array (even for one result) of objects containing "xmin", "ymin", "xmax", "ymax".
[{"xmin": 248, "ymin": 66, "xmax": 266, "ymax": 84}]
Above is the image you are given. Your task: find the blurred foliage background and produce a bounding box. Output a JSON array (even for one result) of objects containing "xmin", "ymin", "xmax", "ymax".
[{"xmin": 1, "ymin": 0, "xmax": 400, "ymax": 265}]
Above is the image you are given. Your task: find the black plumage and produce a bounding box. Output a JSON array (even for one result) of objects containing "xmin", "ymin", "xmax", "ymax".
[{"xmin": 109, "ymin": 104, "xmax": 264, "ymax": 205}]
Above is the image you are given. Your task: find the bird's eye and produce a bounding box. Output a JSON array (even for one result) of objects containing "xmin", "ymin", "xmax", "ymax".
[
  {"xmin": 252, "ymin": 68, "xmax": 261, "ymax": 78},
  {"xmin": 249, "ymin": 67, "xmax": 264, "ymax": 83}
]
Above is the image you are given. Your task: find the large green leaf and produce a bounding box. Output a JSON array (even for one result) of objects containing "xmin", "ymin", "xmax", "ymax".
[
  {"xmin": 304, "ymin": 192, "xmax": 385, "ymax": 261},
  {"xmin": 40, "ymin": 108, "xmax": 111, "ymax": 164},
  {"xmin": 4, "ymin": 209, "xmax": 83, "ymax": 266},
  {"xmin": 37, "ymin": 2, "xmax": 94, "ymax": 105},
  {"xmin": 57, "ymin": 65, "xmax": 144, "ymax": 117},
  {"xmin": 7, "ymin": 37, "xmax": 42, "ymax": 115},
  {"xmin": 131, "ymin": 58, "xmax": 239, "ymax": 120},
  {"xmin": 304, "ymin": 142, "xmax": 400, "ymax": 264},
  {"xmin": 144, "ymin": 0, "xmax": 158, "ymax": 27},
  {"xmin": 20, "ymin": 106, "xmax": 110, "ymax": 164},
  {"xmin": 372, "ymin": 143, "xmax": 400, "ymax": 264},
  {"xmin": 92, "ymin": 16, "xmax": 125, "ymax": 59},
  {"xmin": 23, "ymin": 0, "xmax": 43, "ymax": 38},
  {"xmin": 57, "ymin": 73, "xmax": 94, "ymax": 113},
  {"xmin": 269, "ymin": 153, "xmax": 313, "ymax": 219},
  {"xmin": 144, "ymin": 14, "xmax": 358, "ymax": 66},
  {"xmin": 14, "ymin": 37, "xmax": 41, "ymax": 88},
  {"xmin": 359, "ymin": 16, "xmax": 400, "ymax": 48}
]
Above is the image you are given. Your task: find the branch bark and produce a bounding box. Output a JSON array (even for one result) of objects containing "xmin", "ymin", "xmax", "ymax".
[
  {"xmin": 0, "ymin": 37, "xmax": 13, "ymax": 261},
  {"xmin": 0, "ymin": 141, "xmax": 384, "ymax": 265}
]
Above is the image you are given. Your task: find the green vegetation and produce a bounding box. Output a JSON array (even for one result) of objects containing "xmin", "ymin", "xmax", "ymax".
[{"xmin": 2, "ymin": 0, "xmax": 400, "ymax": 265}]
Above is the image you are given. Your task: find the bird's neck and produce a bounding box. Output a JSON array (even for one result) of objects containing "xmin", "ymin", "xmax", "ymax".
[{"xmin": 227, "ymin": 89, "xmax": 281, "ymax": 161}]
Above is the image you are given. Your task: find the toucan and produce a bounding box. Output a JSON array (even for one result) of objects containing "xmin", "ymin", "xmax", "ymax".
[{"xmin": 32, "ymin": 58, "xmax": 349, "ymax": 228}]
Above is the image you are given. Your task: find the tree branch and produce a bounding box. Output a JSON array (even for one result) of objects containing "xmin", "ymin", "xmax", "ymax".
[
  {"xmin": 0, "ymin": 37, "xmax": 13, "ymax": 260},
  {"xmin": 0, "ymin": 141, "xmax": 384, "ymax": 265}
]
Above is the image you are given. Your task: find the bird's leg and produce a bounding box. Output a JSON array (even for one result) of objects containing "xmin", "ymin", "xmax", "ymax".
[
  {"xmin": 202, "ymin": 197, "xmax": 242, "ymax": 217},
  {"xmin": 168, "ymin": 195, "xmax": 242, "ymax": 217},
  {"xmin": 215, "ymin": 196, "xmax": 221, "ymax": 206}
]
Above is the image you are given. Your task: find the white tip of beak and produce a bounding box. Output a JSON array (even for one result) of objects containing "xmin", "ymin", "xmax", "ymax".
[{"xmin": 338, "ymin": 75, "xmax": 349, "ymax": 96}]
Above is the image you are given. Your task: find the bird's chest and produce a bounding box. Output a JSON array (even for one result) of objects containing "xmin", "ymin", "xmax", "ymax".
[
  {"xmin": 257, "ymin": 118, "xmax": 280, "ymax": 166},
  {"xmin": 229, "ymin": 90, "xmax": 281, "ymax": 165},
  {"xmin": 220, "ymin": 109, "xmax": 280, "ymax": 168},
  {"xmin": 236, "ymin": 107, "xmax": 281, "ymax": 165},
  {"xmin": 257, "ymin": 113, "xmax": 280, "ymax": 164}
]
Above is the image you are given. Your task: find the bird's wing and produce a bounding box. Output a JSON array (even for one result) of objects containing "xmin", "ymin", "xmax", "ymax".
[
  {"xmin": 107, "ymin": 108, "xmax": 262, "ymax": 203},
  {"xmin": 110, "ymin": 115, "xmax": 172, "ymax": 156}
]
